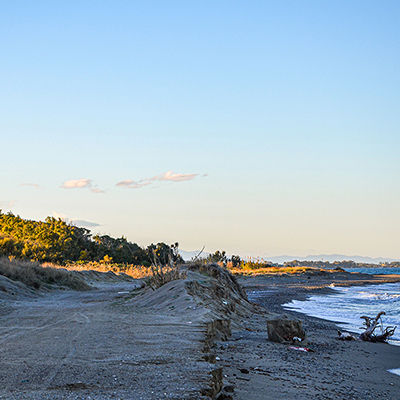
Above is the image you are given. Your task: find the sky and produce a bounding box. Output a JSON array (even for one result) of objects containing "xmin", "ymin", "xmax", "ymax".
[{"xmin": 1, "ymin": 1, "xmax": 400, "ymax": 259}]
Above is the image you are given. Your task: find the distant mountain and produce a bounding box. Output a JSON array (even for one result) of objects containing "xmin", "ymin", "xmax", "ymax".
[
  {"xmin": 178, "ymin": 249, "xmax": 210, "ymax": 261},
  {"xmin": 243, "ymin": 254, "xmax": 398, "ymax": 264},
  {"xmin": 179, "ymin": 250, "xmax": 398, "ymax": 264}
]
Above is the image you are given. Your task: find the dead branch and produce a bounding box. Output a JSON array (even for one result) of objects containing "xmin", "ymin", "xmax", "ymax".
[
  {"xmin": 369, "ymin": 326, "xmax": 397, "ymax": 343},
  {"xmin": 191, "ymin": 246, "xmax": 205, "ymax": 262},
  {"xmin": 359, "ymin": 311, "xmax": 396, "ymax": 343}
]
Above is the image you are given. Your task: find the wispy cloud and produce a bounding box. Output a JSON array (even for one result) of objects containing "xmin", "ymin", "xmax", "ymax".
[
  {"xmin": 52, "ymin": 211, "xmax": 68, "ymax": 221},
  {"xmin": 61, "ymin": 179, "xmax": 105, "ymax": 193},
  {"xmin": 116, "ymin": 170, "xmax": 200, "ymax": 189},
  {"xmin": 71, "ymin": 219, "xmax": 101, "ymax": 228},
  {"xmin": 90, "ymin": 188, "xmax": 105, "ymax": 194},
  {"xmin": 150, "ymin": 170, "xmax": 199, "ymax": 182},
  {"xmin": 20, "ymin": 183, "xmax": 42, "ymax": 189},
  {"xmin": 52, "ymin": 211, "xmax": 101, "ymax": 229},
  {"xmin": 115, "ymin": 180, "xmax": 152, "ymax": 189},
  {"xmin": 0, "ymin": 200, "xmax": 16, "ymax": 209}
]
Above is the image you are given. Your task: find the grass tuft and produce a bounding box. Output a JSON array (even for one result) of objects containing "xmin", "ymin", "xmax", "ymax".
[{"xmin": 145, "ymin": 250, "xmax": 186, "ymax": 290}]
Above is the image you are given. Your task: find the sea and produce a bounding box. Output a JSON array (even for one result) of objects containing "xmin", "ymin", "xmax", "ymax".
[{"xmin": 281, "ymin": 267, "xmax": 400, "ymax": 375}]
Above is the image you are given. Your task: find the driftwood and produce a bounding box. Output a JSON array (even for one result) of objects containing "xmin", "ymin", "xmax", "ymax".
[
  {"xmin": 337, "ymin": 311, "xmax": 396, "ymax": 343},
  {"xmin": 267, "ymin": 316, "xmax": 307, "ymax": 345},
  {"xmin": 337, "ymin": 330, "xmax": 357, "ymax": 341},
  {"xmin": 359, "ymin": 311, "xmax": 396, "ymax": 343}
]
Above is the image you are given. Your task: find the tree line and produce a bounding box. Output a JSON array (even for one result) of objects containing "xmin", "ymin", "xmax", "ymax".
[{"xmin": 0, "ymin": 211, "xmax": 181, "ymax": 265}]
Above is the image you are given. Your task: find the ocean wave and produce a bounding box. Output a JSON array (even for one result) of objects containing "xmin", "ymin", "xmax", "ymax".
[{"xmin": 283, "ymin": 282, "xmax": 400, "ymax": 345}]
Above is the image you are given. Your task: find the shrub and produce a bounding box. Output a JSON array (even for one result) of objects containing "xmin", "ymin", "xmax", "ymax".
[{"xmin": 145, "ymin": 247, "xmax": 186, "ymax": 290}]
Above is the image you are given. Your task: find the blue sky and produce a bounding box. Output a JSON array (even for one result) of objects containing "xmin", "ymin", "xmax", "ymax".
[{"xmin": 1, "ymin": 1, "xmax": 399, "ymax": 259}]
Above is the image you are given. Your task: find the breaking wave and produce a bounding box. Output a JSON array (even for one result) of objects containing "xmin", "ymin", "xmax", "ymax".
[{"xmin": 282, "ymin": 283, "xmax": 400, "ymax": 346}]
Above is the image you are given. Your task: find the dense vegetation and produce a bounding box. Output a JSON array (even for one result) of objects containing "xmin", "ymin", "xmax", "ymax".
[
  {"xmin": 205, "ymin": 250, "xmax": 274, "ymax": 270},
  {"xmin": 206, "ymin": 251, "xmax": 400, "ymax": 272},
  {"xmin": 0, "ymin": 211, "xmax": 181, "ymax": 266}
]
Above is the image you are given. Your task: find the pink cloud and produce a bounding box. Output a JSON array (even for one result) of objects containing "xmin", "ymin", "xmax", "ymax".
[
  {"xmin": 90, "ymin": 188, "xmax": 106, "ymax": 193},
  {"xmin": 61, "ymin": 179, "xmax": 93, "ymax": 189},
  {"xmin": 115, "ymin": 180, "xmax": 152, "ymax": 189},
  {"xmin": 20, "ymin": 183, "xmax": 42, "ymax": 189},
  {"xmin": 116, "ymin": 171, "xmax": 200, "ymax": 189},
  {"xmin": 150, "ymin": 170, "xmax": 199, "ymax": 182}
]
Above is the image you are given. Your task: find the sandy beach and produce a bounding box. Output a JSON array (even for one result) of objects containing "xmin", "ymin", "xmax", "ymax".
[
  {"xmin": 220, "ymin": 272, "xmax": 400, "ymax": 400},
  {"xmin": 1, "ymin": 267, "xmax": 400, "ymax": 399}
]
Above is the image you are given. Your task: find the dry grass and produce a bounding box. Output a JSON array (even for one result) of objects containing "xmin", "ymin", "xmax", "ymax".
[
  {"xmin": 0, "ymin": 257, "xmax": 90, "ymax": 290},
  {"xmin": 227, "ymin": 265, "xmax": 316, "ymax": 276},
  {"xmin": 51, "ymin": 260, "xmax": 318, "ymax": 280},
  {"xmin": 145, "ymin": 265, "xmax": 187, "ymax": 290},
  {"xmin": 188, "ymin": 262, "xmax": 248, "ymax": 300},
  {"xmin": 47, "ymin": 262, "xmax": 156, "ymax": 279},
  {"xmin": 47, "ymin": 261, "xmax": 187, "ymax": 289},
  {"xmin": 145, "ymin": 250, "xmax": 187, "ymax": 290}
]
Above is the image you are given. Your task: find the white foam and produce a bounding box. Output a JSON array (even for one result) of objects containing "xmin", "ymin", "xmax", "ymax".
[
  {"xmin": 388, "ymin": 368, "xmax": 400, "ymax": 376},
  {"xmin": 282, "ymin": 282, "xmax": 400, "ymax": 343}
]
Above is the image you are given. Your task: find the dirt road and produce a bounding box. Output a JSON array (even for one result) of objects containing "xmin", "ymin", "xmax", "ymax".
[{"xmin": 0, "ymin": 279, "xmax": 216, "ymax": 400}]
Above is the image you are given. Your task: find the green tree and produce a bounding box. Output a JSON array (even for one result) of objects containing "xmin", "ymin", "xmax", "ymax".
[{"xmin": 207, "ymin": 250, "xmax": 227, "ymax": 265}]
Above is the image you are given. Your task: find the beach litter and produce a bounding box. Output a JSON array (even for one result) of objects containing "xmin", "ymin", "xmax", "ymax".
[
  {"xmin": 338, "ymin": 330, "xmax": 358, "ymax": 340},
  {"xmin": 288, "ymin": 346, "xmax": 313, "ymax": 352}
]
